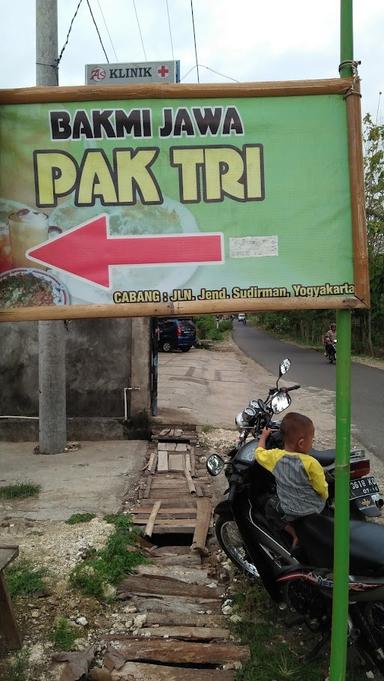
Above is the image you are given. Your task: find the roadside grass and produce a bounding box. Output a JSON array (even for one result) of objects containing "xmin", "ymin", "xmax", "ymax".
[
  {"xmin": 65, "ymin": 512, "xmax": 96, "ymax": 525},
  {"xmin": 51, "ymin": 617, "xmax": 78, "ymax": 650},
  {"xmin": 231, "ymin": 578, "xmax": 371, "ymax": 681},
  {"xmin": 6, "ymin": 558, "xmax": 47, "ymax": 598},
  {"xmin": 0, "ymin": 482, "xmax": 41, "ymax": 499},
  {"xmin": 7, "ymin": 648, "xmax": 30, "ymax": 681},
  {"xmin": 69, "ymin": 513, "xmax": 147, "ymax": 601},
  {"xmin": 200, "ymin": 424, "xmax": 215, "ymax": 433}
]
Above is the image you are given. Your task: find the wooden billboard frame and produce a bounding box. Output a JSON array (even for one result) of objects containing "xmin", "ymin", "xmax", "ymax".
[{"xmin": 0, "ymin": 78, "xmax": 369, "ymax": 322}]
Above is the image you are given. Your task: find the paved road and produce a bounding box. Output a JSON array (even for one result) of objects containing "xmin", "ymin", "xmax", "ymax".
[{"xmin": 233, "ymin": 323, "xmax": 384, "ymax": 458}]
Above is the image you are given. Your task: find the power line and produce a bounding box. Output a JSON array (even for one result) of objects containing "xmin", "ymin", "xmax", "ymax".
[
  {"xmin": 165, "ymin": 0, "xmax": 175, "ymax": 61},
  {"xmin": 199, "ymin": 64, "xmax": 239, "ymax": 83},
  {"xmin": 132, "ymin": 0, "xmax": 147, "ymax": 61},
  {"xmin": 190, "ymin": 0, "xmax": 200, "ymax": 83},
  {"xmin": 181, "ymin": 64, "xmax": 239, "ymax": 83},
  {"xmin": 57, "ymin": 0, "xmax": 84, "ymax": 69},
  {"xmin": 86, "ymin": 0, "xmax": 110, "ymax": 62},
  {"xmin": 95, "ymin": 0, "xmax": 119, "ymax": 61}
]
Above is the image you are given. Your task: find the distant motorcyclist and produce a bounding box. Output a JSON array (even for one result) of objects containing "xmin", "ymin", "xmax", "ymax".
[{"xmin": 323, "ymin": 322, "xmax": 336, "ymax": 358}]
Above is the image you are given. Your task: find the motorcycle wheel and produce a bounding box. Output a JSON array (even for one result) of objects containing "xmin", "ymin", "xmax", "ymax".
[
  {"xmin": 352, "ymin": 602, "xmax": 384, "ymax": 675},
  {"xmin": 215, "ymin": 513, "xmax": 259, "ymax": 579}
]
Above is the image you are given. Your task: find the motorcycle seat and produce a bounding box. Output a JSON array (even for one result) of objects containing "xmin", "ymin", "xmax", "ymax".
[
  {"xmin": 309, "ymin": 448, "xmax": 336, "ymax": 466},
  {"xmin": 295, "ymin": 514, "xmax": 384, "ymax": 575}
]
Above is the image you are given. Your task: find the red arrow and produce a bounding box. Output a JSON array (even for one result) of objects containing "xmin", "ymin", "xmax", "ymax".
[{"xmin": 27, "ymin": 214, "xmax": 223, "ymax": 289}]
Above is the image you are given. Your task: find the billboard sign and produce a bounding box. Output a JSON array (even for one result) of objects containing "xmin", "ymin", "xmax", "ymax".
[
  {"xmin": 85, "ymin": 60, "xmax": 180, "ymax": 85},
  {"xmin": 0, "ymin": 80, "xmax": 369, "ymax": 321}
]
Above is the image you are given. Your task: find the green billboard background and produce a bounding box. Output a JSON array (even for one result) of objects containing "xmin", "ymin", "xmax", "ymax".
[{"xmin": 0, "ymin": 94, "xmax": 354, "ymax": 312}]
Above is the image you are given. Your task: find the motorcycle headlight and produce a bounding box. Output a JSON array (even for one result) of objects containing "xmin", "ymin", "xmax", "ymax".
[{"xmin": 235, "ymin": 407, "xmax": 256, "ymax": 428}]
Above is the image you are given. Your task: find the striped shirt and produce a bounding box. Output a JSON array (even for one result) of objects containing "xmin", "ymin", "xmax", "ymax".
[{"xmin": 255, "ymin": 447, "xmax": 328, "ymax": 517}]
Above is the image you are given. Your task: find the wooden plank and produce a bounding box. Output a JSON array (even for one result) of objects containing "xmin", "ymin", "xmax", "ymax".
[
  {"xmin": 145, "ymin": 612, "xmax": 226, "ymax": 628},
  {"xmin": 132, "ymin": 512, "xmax": 196, "ymax": 522},
  {"xmin": 108, "ymin": 661, "xmax": 236, "ymax": 680},
  {"xmin": 0, "ymin": 546, "xmax": 19, "ymax": 571},
  {"xmin": 107, "ymin": 639, "xmax": 250, "ymax": 665},
  {"xmin": 0, "ymin": 573, "xmax": 22, "ymax": 651},
  {"xmin": 168, "ymin": 454, "xmax": 185, "ymax": 471},
  {"xmin": 190, "ymin": 446, "xmax": 196, "ymax": 477},
  {"xmin": 135, "ymin": 565, "xmax": 209, "ymax": 585},
  {"xmin": 130, "ymin": 500, "xmax": 197, "ymax": 511},
  {"xmin": 151, "ymin": 478, "xmax": 189, "ymax": 489},
  {"xmin": 117, "ymin": 575, "xmax": 223, "ymax": 600},
  {"xmin": 153, "ymin": 554, "xmax": 202, "ymax": 567},
  {"xmin": 175, "ymin": 443, "xmax": 188, "ymax": 451},
  {"xmin": 139, "ymin": 525, "xmax": 196, "ymax": 535},
  {"xmin": 184, "ymin": 467, "xmax": 196, "ymax": 495},
  {"xmin": 145, "ymin": 449, "xmax": 158, "ymax": 475},
  {"xmin": 131, "ymin": 596, "xmax": 221, "ymax": 615},
  {"xmin": 191, "ymin": 498, "xmax": 212, "ymax": 554},
  {"xmin": 157, "ymin": 451, "xmax": 168, "ymax": 472},
  {"xmin": 142, "ymin": 477, "xmax": 152, "ymax": 499},
  {"xmin": 194, "ymin": 484, "xmax": 204, "ymax": 497},
  {"xmin": 148, "ymin": 490, "xmax": 194, "ymax": 500},
  {"xmin": 144, "ymin": 501, "xmax": 161, "ymax": 538},
  {"xmin": 137, "ymin": 626, "xmax": 230, "ymax": 640}
]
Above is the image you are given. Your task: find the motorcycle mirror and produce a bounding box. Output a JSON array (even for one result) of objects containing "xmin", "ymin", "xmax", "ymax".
[
  {"xmin": 271, "ymin": 391, "xmax": 291, "ymax": 414},
  {"xmin": 279, "ymin": 358, "xmax": 291, "ymax": 377},
  {"xmin": 206, "ymin": 454, "xmax": 225, "ymax": 476}
]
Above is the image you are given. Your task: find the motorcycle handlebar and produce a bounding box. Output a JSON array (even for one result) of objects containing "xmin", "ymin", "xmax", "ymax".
[{"xmin": 285, "ymin": 384, "xmax": 301, "ymax": 392}]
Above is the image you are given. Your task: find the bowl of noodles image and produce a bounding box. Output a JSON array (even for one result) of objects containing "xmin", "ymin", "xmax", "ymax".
[
  {"xmin": 0, "ymin": 268, "xmax": 69, "ymax": 309},
  {"xmin": 49, "ymin": 198, "xmax": 200, "ymax": 304}
]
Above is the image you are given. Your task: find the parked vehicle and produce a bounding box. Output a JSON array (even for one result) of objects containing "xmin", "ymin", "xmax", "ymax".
[
  {"xmin": 325, "ymin": 338, "xmax": 337, "ymax": 363},
  {"xmin": 237, "ymin": 313, "xmax": 246, "ymax": 325},
  {"xmin": 206, "ymin": 359, "xmax": 384, "ymax": 673},
  {"xmin": 157, "ymin": 318, "xmax": 196, "ymax": 353}
]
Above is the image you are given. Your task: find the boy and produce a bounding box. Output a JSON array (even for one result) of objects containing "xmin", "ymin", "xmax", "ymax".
[{"xmin": 255, "ymin": 412, "xmax": 328, "ymax": 547}]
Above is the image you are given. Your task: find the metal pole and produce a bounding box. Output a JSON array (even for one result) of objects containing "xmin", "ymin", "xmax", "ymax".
[
  {"xmin": 36, "ymin": 0, "xmax": 67, "ymax": 454},
  {"xmin": 329, "ymin": 4, "xmax": 354, "ymax": 676},
  {"xmin": 329, "ymin": 310, "xmax": 352, "ymax": 681}
]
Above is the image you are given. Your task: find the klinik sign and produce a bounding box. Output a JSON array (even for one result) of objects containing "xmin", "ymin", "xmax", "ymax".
[{"xmin": 0, "ymin": 79, "xmax": 368, "ymax": 321}]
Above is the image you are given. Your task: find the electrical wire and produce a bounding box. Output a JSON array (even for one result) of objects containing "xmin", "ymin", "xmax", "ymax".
[
  {"xmin": 57, "ymin": 0, "xmax": 84, "ymax": 68},
  {"xmin": 190, "ymin": 0, "xmax": 200, "ymax": 83},
  {"xmin": 95, "ymin": 0, "xmax": 119, "ymax": 62},
  {"xmin": 181, "ymin": 64, "xmax": 239, "ymax": 83},
  {"xmin": 199, "ymin": 64, "xmax": 239, "ymax": 83},
  {"xmin": 165, "ymin": 0, "xmax": 175, "ymax": 61},
  {"xmin": 132, "ymin": 0, "xmax": 147, "ymax": 61},
  {"xmin": 86, "ymin": 0, "xmax": 110, "ymax": 62}
]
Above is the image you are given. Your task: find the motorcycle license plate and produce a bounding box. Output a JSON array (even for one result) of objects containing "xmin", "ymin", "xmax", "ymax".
[{"xmin": 349, "ymin": 476, "xmax": 380, "ymax": 499}]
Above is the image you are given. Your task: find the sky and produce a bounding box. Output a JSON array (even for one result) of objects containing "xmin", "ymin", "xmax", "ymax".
[{"xmin": 0, "ymin": 0, "xmax": 382, "ymax": 119}]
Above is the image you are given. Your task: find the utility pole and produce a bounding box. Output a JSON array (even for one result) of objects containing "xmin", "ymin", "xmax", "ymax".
[{"xmin": 36, "ymin": 0, "xmax": 67, "ymax": 454}]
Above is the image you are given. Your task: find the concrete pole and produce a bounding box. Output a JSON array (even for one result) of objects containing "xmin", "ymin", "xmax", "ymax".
[{"xmin": 36, "ymin": 0, "xmax": 67, "ymax": 454}]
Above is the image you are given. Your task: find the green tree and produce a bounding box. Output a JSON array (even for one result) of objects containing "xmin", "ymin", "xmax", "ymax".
[{"xmin": 362, "ymin": 113, "xmax": 384, "ymax": 354}]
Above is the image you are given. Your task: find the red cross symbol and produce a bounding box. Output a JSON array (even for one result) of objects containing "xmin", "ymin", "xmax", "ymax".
[{"xmin": 157, "ymin": 64, "xmax": 169, "ymax": 78}]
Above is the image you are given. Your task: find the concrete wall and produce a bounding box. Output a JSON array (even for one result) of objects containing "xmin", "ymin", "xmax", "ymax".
[{"xmin": 0, "ymin": 319, "xmax": 133, "ymax": 418}]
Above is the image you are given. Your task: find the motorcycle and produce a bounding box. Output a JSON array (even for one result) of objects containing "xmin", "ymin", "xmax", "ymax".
[
  {"xmin": 325, "ymin": 338, "xmax": 337, "ymax": 364},
  {"xmin": 207, "ymin": 359, "xmax": 384, "ymax": 673}
]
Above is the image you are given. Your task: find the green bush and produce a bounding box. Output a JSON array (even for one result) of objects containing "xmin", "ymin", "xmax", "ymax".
[
  {"xmin": 69, "ymin": 514, "xmax": 146, "ymax": 601},
  {"xmin": 51, "ymin": 617, "xmax": 77, "ymax": 650},
  {"xmin": 195, "ymin": 315, "xmax": 232, "ymax": 341},
  {"xmin": 6, "ymin": 559, "xmax": 47, "ymax": 598},
  {"xmin": 0, "ymin": 482, "xmax": 41, "ymax": 499}
]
